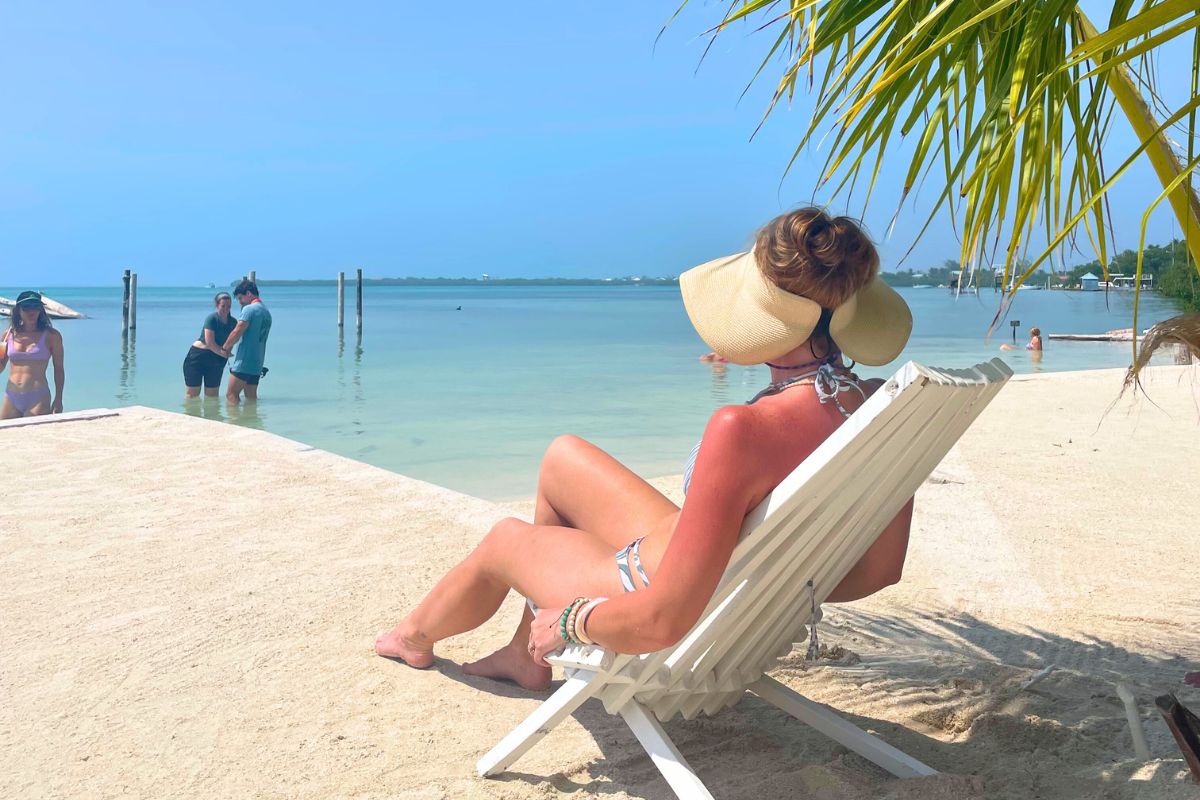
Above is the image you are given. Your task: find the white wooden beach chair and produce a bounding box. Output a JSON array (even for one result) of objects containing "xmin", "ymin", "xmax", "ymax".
[{"xmin": 478, "ymin": 359, "xmax": 1012, "ymax": 799}]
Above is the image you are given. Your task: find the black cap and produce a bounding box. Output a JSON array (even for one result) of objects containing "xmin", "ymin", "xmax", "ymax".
[{"xmin": 15, "ymin": 290, "xmax": 43, "ymax": 306}]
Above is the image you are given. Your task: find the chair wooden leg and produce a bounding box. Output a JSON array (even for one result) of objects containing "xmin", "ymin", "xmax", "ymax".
[
  {"xmin": 477, "ymin": 673, "xmax": 601, "ymax": 777},
  {"xmin": 620, "ymin": 701, "xmax": 715, "ymax": 800},
  {"xmin": 749, "ymin": 675, "xmax": 936, "ymax": 779}
]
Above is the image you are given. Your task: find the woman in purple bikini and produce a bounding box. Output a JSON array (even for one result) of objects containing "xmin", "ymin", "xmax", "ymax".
[{"xmin": 1, "ymin": 291, "xmax": 65, "ymax": 419}]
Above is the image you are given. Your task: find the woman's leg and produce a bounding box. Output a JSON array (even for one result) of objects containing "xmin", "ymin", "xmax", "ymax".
[
  {"xmin": 184, "ymin": 350, "xmax": 204, "ymax": 398},
  {"xmin": 461, "ymin": 435, "xmax": 678, "ymax": 687},
  {"xmin": 375, "ymin": 516, "xmax": 627, "ymax": 669},
  {"xmin": 25, "ymin": 392, "xmax": 51, "ymax": 416},
  {"xmin": 0, "ymin": 393, "xmax": 19, "ymax": 420}
]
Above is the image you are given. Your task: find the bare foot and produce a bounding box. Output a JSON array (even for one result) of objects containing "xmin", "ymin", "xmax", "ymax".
[
  {"xmin": 375, "ymin": 623, "xmax": 434, "ymax": 669},
  {"xmin": 463, "ymin": 642, "xmax": 552, "ymax": 691}
]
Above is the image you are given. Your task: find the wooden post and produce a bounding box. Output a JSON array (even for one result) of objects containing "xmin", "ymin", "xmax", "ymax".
[
  {"xmin": 355, "ymin": 268, "xmax": 363, "ymax": 334},
  {"xmin": 337, "ymin": 271, "xmax": 345, "ymax": 328},
  {"xmin": 122, "ymin": 269, "xmax": 131, "ymax": 331},
  {"xmin": 249, "ymin": 270, "xmax": 257, "ymax": 284},
  {"xmin": 129, "ymin": 273, "xmax": 138, "ymax": 330}
]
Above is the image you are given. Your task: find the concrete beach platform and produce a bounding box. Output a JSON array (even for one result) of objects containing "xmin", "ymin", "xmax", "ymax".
[{"xmin": 2, "ymin": 366, "xmax": 1199, "ymax": 799}]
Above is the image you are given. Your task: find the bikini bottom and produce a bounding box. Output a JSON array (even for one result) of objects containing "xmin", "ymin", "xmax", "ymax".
[
  {"xmin": 5, "ymin": 386, "xmax": 51, "ymax": 414},
  {"xmin": 615, "ymin": 536, "xmax": 651, "ymax": 592},
  {"xmin": 526, "ymin": 535, "xmax": 652, "ymax": 614}
]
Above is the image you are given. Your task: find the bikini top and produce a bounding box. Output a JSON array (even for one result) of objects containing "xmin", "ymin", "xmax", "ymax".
[
  {"xmin": 682, "ymin": 363, "xmax": 867, "ymax": 495},
  {"xmin": 5, "ymin": 329, "xmax": 51, "ymax": 363}
]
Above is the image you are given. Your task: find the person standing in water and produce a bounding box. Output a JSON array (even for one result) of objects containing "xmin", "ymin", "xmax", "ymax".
[
  {"xmin": 0, "ymin": 291, "xmax": 65, "ymax": 419},
  {"xmin": 221, "ymin": 280, "xmax": 272, "ymax": 403},
  {"xmin": 182, "ymin": 291, "xmax": 237, "ymax": 398}
]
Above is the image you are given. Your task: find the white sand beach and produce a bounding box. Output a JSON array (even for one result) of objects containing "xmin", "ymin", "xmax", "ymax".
[{"xmin": 2, "ymin": 365, "xmax": 1198, "ymax": 799}]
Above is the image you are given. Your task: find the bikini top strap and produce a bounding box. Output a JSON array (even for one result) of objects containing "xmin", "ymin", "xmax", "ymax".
[{"xmin": 812, "ymin": 363, "xmax": 868, "ymax": 419}]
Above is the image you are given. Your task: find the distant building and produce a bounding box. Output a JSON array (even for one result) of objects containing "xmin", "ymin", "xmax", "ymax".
[
  {"xmin": 481, "ymin": 273, "xmax": 490, "ymax": 281},
  {"xmin": 1108, "ymin": 274, "xmax": 1154, "ymax": 290},
  {"xmin": 1079, "ymin": 272, "xmax": 1100, "ymax": 291}
]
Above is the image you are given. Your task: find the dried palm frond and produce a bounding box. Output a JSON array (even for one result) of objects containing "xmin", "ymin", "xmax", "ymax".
[{"xmin": 1122, "ymin": 312, "xmax": 1200, "ymax": 395}]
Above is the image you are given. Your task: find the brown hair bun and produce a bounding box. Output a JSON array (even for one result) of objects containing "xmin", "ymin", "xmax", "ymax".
[{"xmin": 754, "ymin": 208, "xmax": 879, "ymax": 309}]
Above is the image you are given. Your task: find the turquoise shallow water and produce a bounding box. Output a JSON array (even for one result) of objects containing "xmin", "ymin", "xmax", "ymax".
[{"xmin": 1, "ymin": 284, "xmax": 1184, "ymax": 499}]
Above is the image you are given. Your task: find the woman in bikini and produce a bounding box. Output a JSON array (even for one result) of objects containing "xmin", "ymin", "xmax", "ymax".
[
  {"xmin": 1, "ymin": 291, "xmax": 66, "ymax": 419},
  {"xmin": 375, "ymin": 208, "xmax": 915, "ymax": 689}
]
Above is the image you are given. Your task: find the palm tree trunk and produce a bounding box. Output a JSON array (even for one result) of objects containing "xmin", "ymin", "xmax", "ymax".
[{"xmin": 1076, "ymin": 11, "xmax": 1200, "ymax": 270}]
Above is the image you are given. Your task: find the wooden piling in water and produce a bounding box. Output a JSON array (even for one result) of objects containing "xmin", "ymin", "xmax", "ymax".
[
  {"xmin": 122, "ymin": 269, "xmax": 131, "ymax": 331},
  {"xmin": 337, "ymin": 271, "xmax": 345, "ymax": 328},
  {"xmin": 129, "ymin": 273, "xmax": 138, "ymax": 330},
  {"xmin": 249, "ymin": 270, "xmax": 257, "ymax": 284},
  {"xmin": 355, "ymin": 268, "xmax": 363, "ymax": 334}
]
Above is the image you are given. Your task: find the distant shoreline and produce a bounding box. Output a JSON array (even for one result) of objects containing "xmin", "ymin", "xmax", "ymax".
[{"xmin": 240, "ymin": 277, "xmax": 681, "ymax": 287}]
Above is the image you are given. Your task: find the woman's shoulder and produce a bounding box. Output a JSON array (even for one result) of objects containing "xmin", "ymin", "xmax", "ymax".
[{"xmin": 698, "ymin": 404, "xmax": 764, "ymax": 452}]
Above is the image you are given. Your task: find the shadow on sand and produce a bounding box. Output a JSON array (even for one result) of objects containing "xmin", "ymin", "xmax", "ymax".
[{"xmin": 436, "ymin": 607, "xmax": 1198, "ymax": 799}]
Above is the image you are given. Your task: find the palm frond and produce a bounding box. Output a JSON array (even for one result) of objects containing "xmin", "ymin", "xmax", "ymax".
[{"xmin": 673, "ymin": 0, "xmax": 1200, "ymax": 307}]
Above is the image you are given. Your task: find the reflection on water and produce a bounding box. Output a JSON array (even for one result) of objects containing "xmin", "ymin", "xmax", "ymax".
[
  {"xmin": 225, "ymin": 400, "xmax": 264, "ymax": 430},
  {"xmin": 181, "ymin": 394, "xmax": 264, "ymax": 430},
  {"xmin": 183, "ymin": 395, "xmax": 227, "ymax": 423},
  {"xmin": 117, "ymin": 328, "xmax": 136, "ymax": 403},
  {"xmin": 708, "ymin": 362, "xmax": 730, "ymax": 403},
  {"xmin": 703, "ymin": 362, "xmax": 772, "ymax": 405},
  {"xmin": 335, "ymin": 328, "xmax": 367, "ymax": 441}
]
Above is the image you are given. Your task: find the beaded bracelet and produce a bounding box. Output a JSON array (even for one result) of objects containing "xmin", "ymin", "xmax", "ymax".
[
  {"xmin": 574, "ymin": 598, "xmax": 608, "ymax": 645},
  {"xmin": 558, "ymin": 597, "xmax": 589, "ymax": 644}
]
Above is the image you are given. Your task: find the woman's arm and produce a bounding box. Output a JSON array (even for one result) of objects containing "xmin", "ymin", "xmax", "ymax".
[
  {"xmin": 203, "ymin": 328, "xmax": 227, "ymax": 357},
  {"xmin": 531, "ymin": 407, "xmax": 766, "ymax": 659},
  {"xmin": 0, "ymin": 332, "xmax": 7, "ymax": 372},
  {"xmin": 49, "ymin": 329, "xmax": 65, "ymax": 413}
]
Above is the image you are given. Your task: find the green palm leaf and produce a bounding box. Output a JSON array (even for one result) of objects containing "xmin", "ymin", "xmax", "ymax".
[{"xmin": 674, "ymin": 0, "xmax": 1200, "ymax": 369}]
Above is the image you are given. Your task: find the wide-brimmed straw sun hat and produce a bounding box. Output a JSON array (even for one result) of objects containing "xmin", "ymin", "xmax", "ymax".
[{"xmin": 680, "ymin": 248, "xmax": 912, "ymax": 366}]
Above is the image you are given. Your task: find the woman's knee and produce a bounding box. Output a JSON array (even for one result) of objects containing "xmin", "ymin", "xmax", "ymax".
[
  {"xmin": 472, "ymin": 517, "xmax": 534, "ymax": 582},
  {"xmin": 479, "ymin": 516, "xmax": 532, "ymax": 553},
  {"xmin": 543, "ymin": 434, "xmax": 590, "ymax": 469}
]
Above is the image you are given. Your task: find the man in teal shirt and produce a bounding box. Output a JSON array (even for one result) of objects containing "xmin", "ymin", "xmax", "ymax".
[{"xmin": 221, "ymin": 279, "xmax": 273, "ymax": 403}]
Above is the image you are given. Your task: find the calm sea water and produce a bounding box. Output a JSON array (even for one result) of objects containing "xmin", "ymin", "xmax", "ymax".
[{"xmin": 2, "ymin": 284, "xmax": 1184, "ymax": 499}]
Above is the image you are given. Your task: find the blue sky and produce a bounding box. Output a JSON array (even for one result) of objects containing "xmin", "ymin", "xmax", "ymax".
[{"xmin": 0, "ymin": 2, "xmax": 1191, "ymax": 286}]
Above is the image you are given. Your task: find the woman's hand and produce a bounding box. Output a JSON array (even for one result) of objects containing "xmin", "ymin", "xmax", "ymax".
[{"xmin": 528, "ymin": 606, "xmax": 568, "ymax": 666}]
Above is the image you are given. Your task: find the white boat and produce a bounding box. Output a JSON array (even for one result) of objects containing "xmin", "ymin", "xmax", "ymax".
[{"xmin": 0, "ymin": 294, "xmax": 87, "ymax": 320}]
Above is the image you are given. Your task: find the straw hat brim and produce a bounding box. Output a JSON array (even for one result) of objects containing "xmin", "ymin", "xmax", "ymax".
[{"xmin": 680, "ymin": 249, "xmax": 911, "ymax": 366}]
